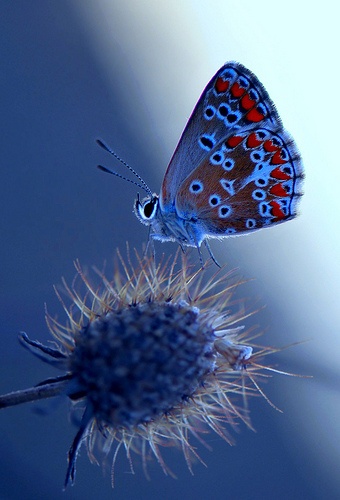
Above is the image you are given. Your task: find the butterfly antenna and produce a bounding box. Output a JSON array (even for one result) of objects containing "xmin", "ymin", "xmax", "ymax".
[
  {"xmin": 97, "ymin": 165, "xmax": 150, "ymax": 193},
  {"xmin": 96, "ymin": 139, "xmax": 153, "ymax": 196}
]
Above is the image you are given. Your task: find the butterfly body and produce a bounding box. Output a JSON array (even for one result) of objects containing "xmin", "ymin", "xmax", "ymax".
[{"xmin": 99, "ymin": 62, "xmax": 303, "ymax": 259}]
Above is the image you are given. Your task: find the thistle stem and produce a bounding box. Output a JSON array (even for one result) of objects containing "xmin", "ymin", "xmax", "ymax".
[{"xmin": 0, "ymin": 379, "xmax": 69, "ymax": 409}]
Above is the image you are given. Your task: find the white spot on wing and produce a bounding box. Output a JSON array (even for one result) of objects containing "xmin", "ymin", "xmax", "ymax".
[{"xmin": 220, "ymin": 179, "xmax": 235, "ymax": 196}]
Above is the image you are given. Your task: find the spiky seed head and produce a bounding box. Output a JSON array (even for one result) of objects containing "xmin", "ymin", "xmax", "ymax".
[
  {"xmin": 70, "ymin": 301, "xmax": 216, "ymax": 427},
  {"xmin": 19, "ymin": 248, "xmax": 282, "ymax": 487}
]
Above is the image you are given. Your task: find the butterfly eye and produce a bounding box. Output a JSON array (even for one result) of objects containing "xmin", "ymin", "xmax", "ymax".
[
  {"xmin": 135, "ymin": 195, "xmax": 159, "ymax": 224},
  {"xmin": 144, "ymin": 201, "xmax": 156, "ymax": 218}
]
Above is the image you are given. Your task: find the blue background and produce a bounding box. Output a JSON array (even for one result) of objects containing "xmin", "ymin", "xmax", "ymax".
[{"xmin": 1, "ymin": 2, "xmax": 339, "ymax": 499}]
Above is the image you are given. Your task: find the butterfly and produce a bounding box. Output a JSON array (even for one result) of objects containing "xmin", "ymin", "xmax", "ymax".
[{"xmin": 97, "ymin": 62, "xmax": 303, "ymax": 265}]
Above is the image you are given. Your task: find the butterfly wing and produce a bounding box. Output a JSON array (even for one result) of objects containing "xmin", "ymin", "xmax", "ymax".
[
  {"xmin": 175, "ymin": 127, "xmax": 303, "ymax": 238},
  {"xmin": 160, "ymin": 62, "xmax": 281, "ymax": 211}
]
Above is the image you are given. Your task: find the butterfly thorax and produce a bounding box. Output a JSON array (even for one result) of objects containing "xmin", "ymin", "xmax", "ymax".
[{"xmin": 134, "ymin": 193, "xmax": 203, "ymax": 247}]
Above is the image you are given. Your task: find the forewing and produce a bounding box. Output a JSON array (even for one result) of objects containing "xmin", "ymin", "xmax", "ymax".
[{"xmin": 160, "ymin": 62, "xmax": 280, "ymax": 210}]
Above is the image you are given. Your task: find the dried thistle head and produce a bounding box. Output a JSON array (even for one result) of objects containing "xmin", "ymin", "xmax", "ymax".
[{"xmin": 9, "ymin": 249, "xmax": 281, "ymax": 488}]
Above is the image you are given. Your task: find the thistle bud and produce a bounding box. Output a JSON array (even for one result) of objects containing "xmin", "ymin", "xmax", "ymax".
[{"xmin": 0, "ymin": 250, "xmax": 280, "ymax": 488}]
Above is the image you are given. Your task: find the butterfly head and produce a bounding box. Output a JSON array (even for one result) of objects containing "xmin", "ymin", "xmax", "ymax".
[{"xmin": 134, "ymin": 193, "xmax": 159, "ymax": 226}]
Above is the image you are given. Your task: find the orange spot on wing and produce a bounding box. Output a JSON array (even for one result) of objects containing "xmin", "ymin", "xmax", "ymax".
[
  {"xmin": 215, "ymin": 77, "xmax": 230, "ymax": 93},
  {"xmin": 269, "ymin": 200, "xmax": 285, "ymax": 219},
  {"xmin": 270, "ymin": 167, "xmax": 291, "ymax": 181},
  {"xmin": 271, "ymin": 150, "xmax": 287, "ymax": 165},
  {"xmin": 241, "ymin": 93, "xmax": 256, "ymax": 110},
  {"xmin": 269, "ymin": 184, "xmax": 289, "ymax": 197},
  {"xmin": 231, "ymin": 82, "xmax": 245, "ymax": 97},
  {"xmin": 226, "ymin": 135, "xmax": 244, "ymax": 148},
  {"xmin": 246, "ymin": 132, "xmax": 262, "ymax": 148},
  {"xmin": 263, "ymin": 140, "xmax": 279, "ymax": 152},
  {"xmin": 246, "ymin": 107, "xmax": 265, "ymax": 122}
]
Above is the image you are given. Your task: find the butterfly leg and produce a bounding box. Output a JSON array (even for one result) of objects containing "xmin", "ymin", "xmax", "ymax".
[
  {"xmin": 178, "ymin": 242, "xmax": 187, "ymax": 255},
  {"xmin": 143, "ymin": 226, "xmax": 154, "ymax": 259},
  {"xmin": 195, "ymin": 243, "xmax": 205, "ymax": 269},
  {"xmin": 204, "ymin": 240, "xmax": 221, "ymax": 268},
  {"xmin": 149, "ymin": 240, "xmax": 157, "ymax": 264}
]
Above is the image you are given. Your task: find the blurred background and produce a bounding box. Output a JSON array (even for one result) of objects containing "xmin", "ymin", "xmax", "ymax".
[{"xmin": 1, "ymin": 1, "xmax": 339, "ymax": 499}]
